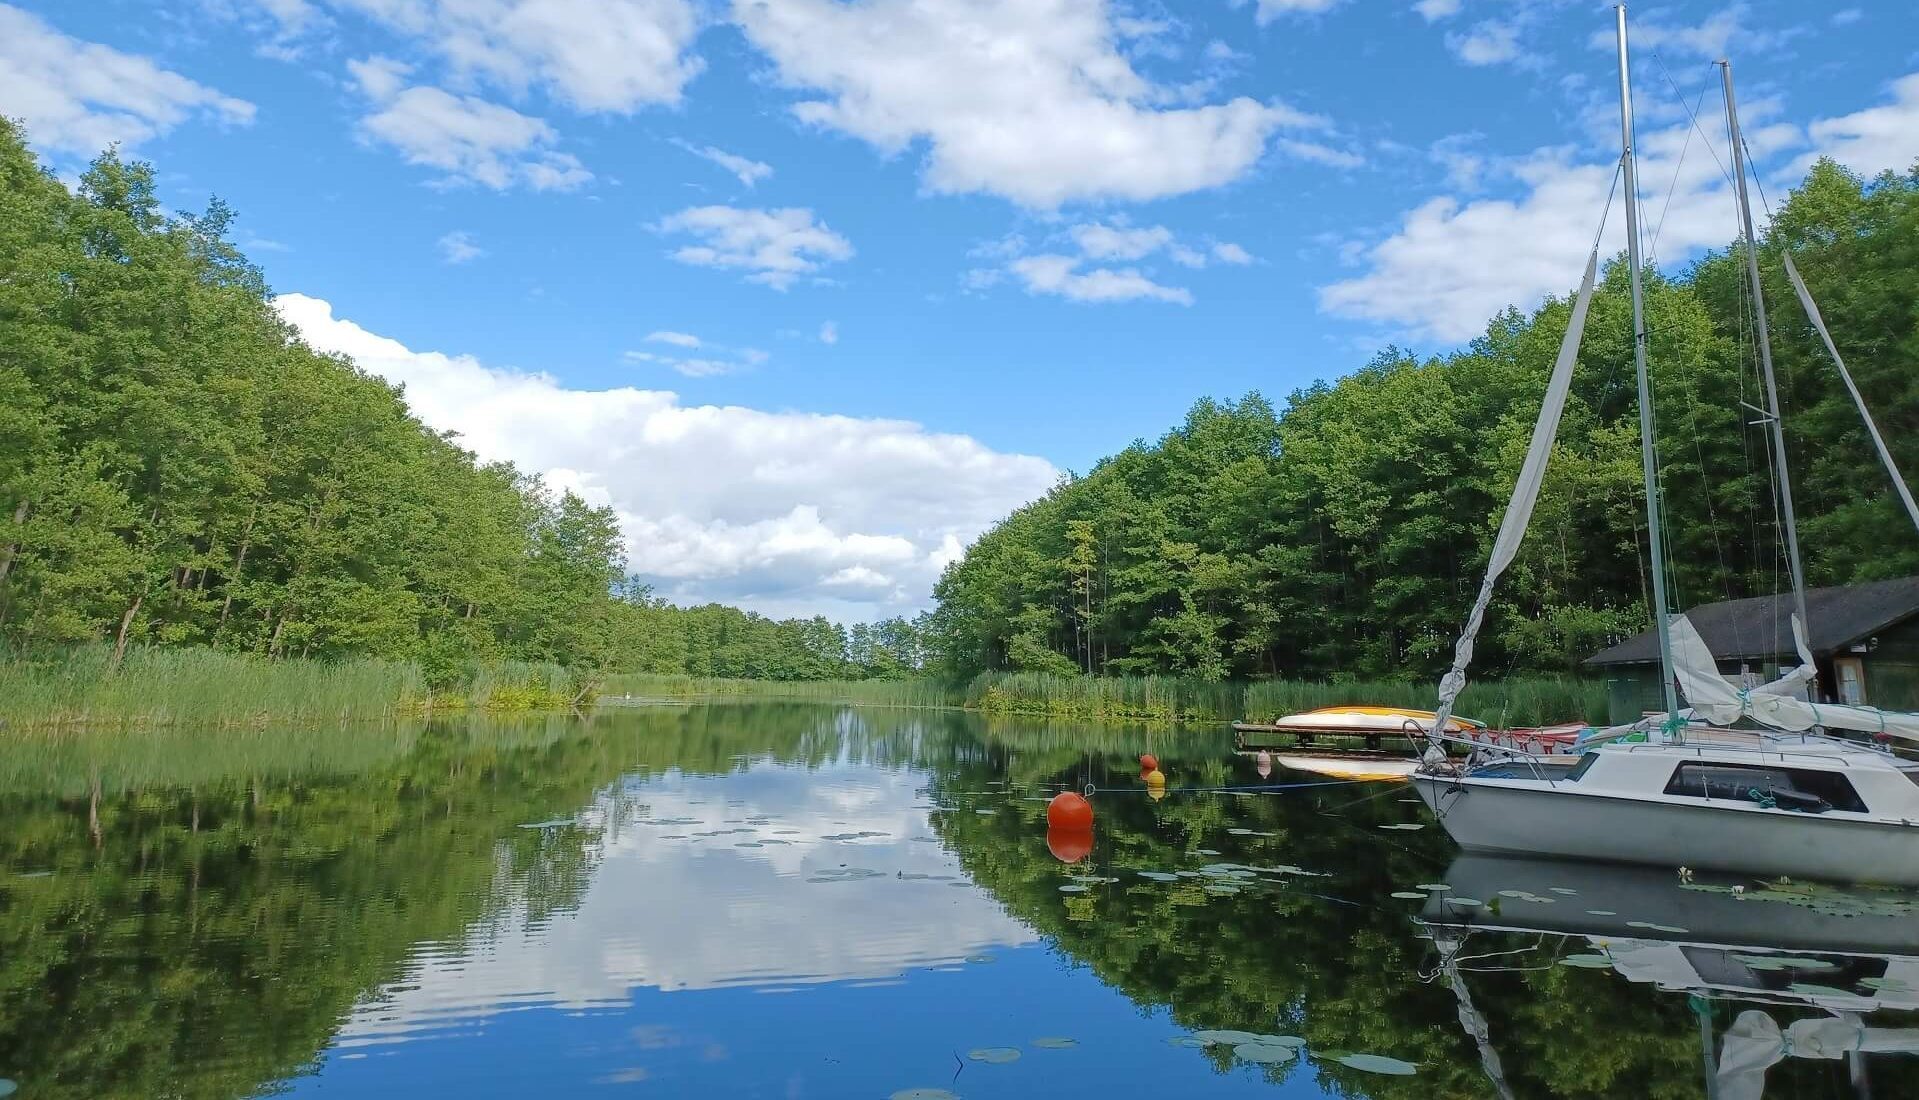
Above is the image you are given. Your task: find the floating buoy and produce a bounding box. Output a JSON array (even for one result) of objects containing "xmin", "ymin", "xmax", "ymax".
[
  {"xmin": 1047, "ymin": 791, "xmax": 1094, "ymax": 831},
  {"xmin": 1138, "ymin": 753, "xmax": 1159, "ymax": 778},
  {"xmin": 1144, "ymin": 769, "xmax": 1166, "ymax": 790},
  {"xmin": 1046, "ymin": 827, "xmax": 1092, "ymax": 863},
  {"xmin": 1255, "ymin": 751, "xmax": 1272, "ymax": 779},
  {"xmin": 1148, "ymin": 785, "xmax": 1167, "ymax": 803}
]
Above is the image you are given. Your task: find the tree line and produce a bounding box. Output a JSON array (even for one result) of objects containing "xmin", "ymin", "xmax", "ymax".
[
  {"xmin": 0, "ymin": 122, "xmax": 930, "ymax": 685},
  {"xmin": 922, "ymin": 159, "xmax": 1919, "ymax": 683}
]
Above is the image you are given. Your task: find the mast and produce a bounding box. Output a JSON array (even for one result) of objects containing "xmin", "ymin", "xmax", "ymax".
[
  {"xmin": 1616, "ymin": 5, "xmax": 1681, "ymax": 729},
  {"xmin": 1721, "ymin": 59, "xmax": 1812, "ymax": 656}
]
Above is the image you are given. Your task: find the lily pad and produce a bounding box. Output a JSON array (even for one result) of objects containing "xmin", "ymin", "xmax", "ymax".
[
  {"xmin": 1558, "ymin": 954, "xmax": 1614, "ymax": 969},
  {"xmin": 1337, "ymin": 1053, "xmax": 1419, "ymax": 1076},
  {"xmin": 1379, "ymin": 823, "xmax": 1425, "ymax": 831},
  {"xmin": 1550, "ymin": 887, "xmax": 1579, "ymax": 895},
  {"xmin": 1194, "ymin": 1029, "xmax": 1267, "ymax": 1047},
  {"xmin": 1166, "ymin": 1036, "xmax": 1209, "ymax": 1048},
  {"xmin": 1417, "ymin": 883, "xmax": 1451, "ymax": 892},
  {"xmin": 1138, "ymin": 871, "xmax": 1180, "ymax": 882},
  {"xmin": 1059, "ymin": 884, "xmax": 1090, "ymax": 894},
  {"xmin": 1862, "ymin": 977, "xmax": 1915, "ymax": 991},
  {"xmin": 1235, "ymin": 1042, "xmax": 1297, "ymax": 1064},
  {"xmin": 1391, "ymin": 891, "xmax": 1427, "ymax": 900},
  {"xmin": 1736, "ymin": 955, "xmax": 1837, "ymax": 971},
  {"xmin": 968, "ymin": 1047, "xmax": 1021, "ymax": 1064},
  {"xmin": 1626, "ymin": 921, "xmax": 1690, "ymax": 934},
  {"xmin": 1586, "ymin": 909, "xmax": 1618, "ymax": 916},
  {"xmin": 1789, "ymin": 982, "xmax": 1855, "ymax": 998},
  {"xmin": 1032, "ymin": 1037, "xmax": 1077, "ymax": 1049},
  {"xmin": 0, "ymin": 1080, "xmax": 15, "ymax": 1098}
]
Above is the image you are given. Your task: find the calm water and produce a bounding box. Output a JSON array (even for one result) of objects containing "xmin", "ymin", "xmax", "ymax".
[{"xmin": 2, "ymin": 703, "xmax": 1915, "ymax": 1099}]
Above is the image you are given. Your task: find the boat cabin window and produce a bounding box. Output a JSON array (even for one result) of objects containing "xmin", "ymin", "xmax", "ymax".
[
  {"xmin": 1662, "ymin": 761, "xmax": 1867, "ymax": 814},
  {"xmin": 1564, "ymin": 752, "xmax": 1601, "ymax": 782}
]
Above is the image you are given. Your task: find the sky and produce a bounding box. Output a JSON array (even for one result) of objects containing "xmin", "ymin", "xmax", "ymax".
[{"xmin": 3, "ymin": 1, "xmax": 1916, "ymax": 622}]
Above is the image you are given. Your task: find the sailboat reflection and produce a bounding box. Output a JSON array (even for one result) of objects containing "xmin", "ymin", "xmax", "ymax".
[{"xmin": 1415, "ymin": 854, "xmax": 1919, "ymax": 1098}]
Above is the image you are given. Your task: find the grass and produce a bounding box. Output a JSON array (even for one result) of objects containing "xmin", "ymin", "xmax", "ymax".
[
  {"xmin": 0, "ymin": 646, "xmax": 588, "ymax": 730},
  {"xmin": 602, "ymin": 669, "xmax": 1608, "ymax": 726},
  {"xmin": 597, "ymin": 672, "xmax": 964, "ymax": 708},
  {"xmin": 0, "ymin": 645, "xmax": 425, "ymax": 730},
  {"xmin": 971, "ymin": 671, "xmax": 1607, "ymax": 726}
]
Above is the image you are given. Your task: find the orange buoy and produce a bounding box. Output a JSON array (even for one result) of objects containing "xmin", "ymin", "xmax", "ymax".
[
  {"xmin": 1046, "ymin": 827, "xmax": 1092, "ymax": 863},
  {"xmin": 1139, "ymin": 753, "xmax": 1159, "ymax": 777},
  {"xmin": 1047, "ymin": 791, "xmax": 1094, "ymax": 831}
]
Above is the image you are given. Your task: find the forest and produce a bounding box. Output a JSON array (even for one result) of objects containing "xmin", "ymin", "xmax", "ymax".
[
  {"xmin": 925, "ymin": 159, "xmax": 1919, "ymax": 683},
  {"xmin": 6, "ymin": 117, "xmax": 1916, "ymax": 697},
  {"xmin": 0, "ymin": 121, "xmax": 919, "ymax": 690}
]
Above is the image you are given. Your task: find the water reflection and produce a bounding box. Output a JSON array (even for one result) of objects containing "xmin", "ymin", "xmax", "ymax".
[
  {"xmin": 1418, "ymin": 855, "xmax": 1919, "ymax": 1099},
  {"xmin": 0, "ymin": 703, "xmax": 1915, "ymax": 1098}
]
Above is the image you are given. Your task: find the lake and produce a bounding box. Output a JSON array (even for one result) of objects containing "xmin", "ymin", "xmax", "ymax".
[{"xmin": 1, "ymin": 702, "xmax": 1913, "ymax": 1098}]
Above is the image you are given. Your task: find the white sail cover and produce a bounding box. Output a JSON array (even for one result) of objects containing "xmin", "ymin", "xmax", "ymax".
[
  {"xmin": 1671, "ymin": 613, "xmax": 1919, "ymax": 742},
  {"xmin": 1716, "ymin": 1010, "xmax": 1919, "ymax": 1100},
  {"xmin": 1431, "ymin": 247, "xmax": 1600, "ymax": 737}
]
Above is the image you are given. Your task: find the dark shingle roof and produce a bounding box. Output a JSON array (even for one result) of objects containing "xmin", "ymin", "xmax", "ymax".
[{"xmin": 1584, "ymin": 576, "xmax": 1919, "ymax": 666}]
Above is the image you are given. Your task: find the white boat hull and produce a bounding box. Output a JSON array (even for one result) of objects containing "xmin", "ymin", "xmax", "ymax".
[{"xmin": 1412, "ymin": 775, "xmax": 1919, "ymax": 886}]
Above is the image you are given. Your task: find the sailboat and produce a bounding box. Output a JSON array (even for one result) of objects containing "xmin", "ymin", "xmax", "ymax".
[{"xmin": 1410, "ymin": 6, "xmax": 1919, "ymax": 886}]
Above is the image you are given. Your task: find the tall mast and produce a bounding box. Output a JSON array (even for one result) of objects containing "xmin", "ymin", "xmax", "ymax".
[
  {"xmin": 1721, "ymin": 59, "xmax": 1811, "ymax": 656},
  {"xmin": 1616, "ymin": 5, "xmax": 1681, "ymax": 729}
]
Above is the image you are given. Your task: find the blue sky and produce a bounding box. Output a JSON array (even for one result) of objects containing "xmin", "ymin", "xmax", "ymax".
[{"xmin": 4, "ymin": 1, "xmax": 1916, "ymax": 620}]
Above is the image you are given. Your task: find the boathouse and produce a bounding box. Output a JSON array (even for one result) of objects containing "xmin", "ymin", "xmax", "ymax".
[{"xmin": 1584, "ymin": 576, "xmax": 1919, "ymax": 724}]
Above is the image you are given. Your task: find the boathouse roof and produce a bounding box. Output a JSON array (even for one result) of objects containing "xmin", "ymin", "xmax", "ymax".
[{"xmin": 1583, "ymin": 575, "xmax": 1919, "ymax": 667}]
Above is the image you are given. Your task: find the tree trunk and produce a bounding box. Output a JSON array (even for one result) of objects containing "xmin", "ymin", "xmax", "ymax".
[
  {"xmin": 216, "ymin": 508, "xmax": 257, "ymax": 631},
  {"xmin": 0, "ymin": 499, "xmax": 28, "ymax": 585},
  {"xmin": 110, "ymin": 593, "xmax": 144, "ymax": 670},
  {"xmin": 267, "ymin": 613, "xmax": 287, "ymax": 658}
]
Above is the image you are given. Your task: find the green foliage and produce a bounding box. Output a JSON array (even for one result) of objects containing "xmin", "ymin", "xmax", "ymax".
[
  {"xmin": 964, "ymin": 671, "xmax": 1605, "ymax": 725},
  {"xmin": 597, "ymin": 671, "xmax": 962, "ymax": 708},
  {"xmin": 928, "ymin": 159, "xmax": 1919, "ymax": 685}
]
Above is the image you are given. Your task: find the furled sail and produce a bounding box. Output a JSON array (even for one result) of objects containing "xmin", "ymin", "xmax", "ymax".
[
  {"xmin": 1671, "ymin": 614, "xmax": 1919, "ymax": 742},
  {"xmin": 1715, "ymin": 1010, "xmax": 1919, "ymax": 1100},
  {"xmin": 1430, "ymin": 247, "xmax": 1600, "ymax": 739},
  {"xmin": 1782, "ymin": 252, "xmax": 1919, "ymax": 534}
]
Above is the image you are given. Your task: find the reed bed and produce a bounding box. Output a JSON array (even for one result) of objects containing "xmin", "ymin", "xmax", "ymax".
[
  {"xmin": 972, "ymin": 671, "xmax": 1606, "ymax": 726},
  {"xmin": 0, "ymin": 645, "xmax": 425, "ymax": 730},
  {"xmin": 598, "ymin": 673, "xmax": 964, "ymax": 708}
]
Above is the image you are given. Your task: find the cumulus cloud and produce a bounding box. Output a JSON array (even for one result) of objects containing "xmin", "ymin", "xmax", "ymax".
[
  {"xmin": 1413, "ymin": 0, "xmax": 1460, "ymax": 21},
  {"xmin": 437, "ymin": 230, "xmax": 484, "ymax": 263},
  {"xmin": 674, "ymin": 140, "xmax": 773, "ymax": 186},
  {"xmin": 1318, "ymin": 113, "xmax": 1802, "ymax": 342},
  {"xmin": 1448, "ymin": 20, "xmax": 1522, "ymax": 67},
  {"xmin": 273, "ymin": 293, "xmax": 1056, "ymax": 618},
  {"xmin": 1250, "ymin": 0, "xmax": 1343, "ymax": 20},
  {"xmin": 655, "ymin": 205, "xmax": 854, "ymax": 290},
  {"xmin": 818, "ymin": 320, "xmax": 839, "ymax": 345},
  {"xmin": 0, "ymin": 3, "xmax": 255, "ymax": 158},
  {"xmin": 732, "ymin": 0, "xmax": 1328, "ymax": 208},
  {"xmin": 977, "ymin": 220, "xmax": 1250, "ymax": 303},
  {"xmin": 1803, "ymin": 72, "xmax": 1919, "ymax": 178},
  {"xmin": 645, "ymin": 330, "xmax": 703, "ymax": 349},
  {"xmin": 322, "ymin": 0, "xmax": 703, "ymax": 111},
  {"xmin": 348, "ymin": 56, "xmax": 593, "ymax": 191}
]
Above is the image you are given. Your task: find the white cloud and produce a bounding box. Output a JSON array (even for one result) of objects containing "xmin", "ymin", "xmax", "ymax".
[
  {"xmin": 1251, "ymin": 0, "xmax": 1342, "ymax": 21},
  {"xmin": 646, "ymin": 330, "xmax": 703, "ymax": 348},
  {"xmin": 274, "ymin": 293, "xmax": 1056, "ymax": 617},
  {"xmin": 1070, "ymin": 223, "xmax": 1175, "ymax": 261},
  {"xmin": 1831, "ymin": 8, "xmax": 1862, "ymax": 26},
  {"xmin": 1009, "ymin": 254, "xmax": 1193, "ymax": 305},
  {"xmin": 436, "ymin": 229, "xmax": 485, "ymax": 263},
  {"xmin": 818, "ymin": 320, "xmax": 839, "ymax": 345},
  {"xmin": 656, "ymin": 205, "xmax": 854, "ymax": 290},
  {"xmin": 0, "ymin": 3, "xmax": 256, "ymax": 158},
  {"xmin": 1212, "ymin": 241, "xmax": 1254, "ymax": 265},
  {"xmin": 1448, "ymin": 20, "xmax": 1521, "ymax": 67},
  {"xmin": 349, "ymin": 56, "xmax": 592, "ymax": 191},
  {"xmin": 1319, "ymin": 113, "xmax": 1803, "ymax": 342},
  {"xmin": 329, "ymin": 0, "xmax": 703, "ymax": 111},
  {"xmin": 1276, "ymin": 137, "xmax": 1366, "ymax": 168},
  {"xmin": 733, "ymin": 0, "xmax": 1327, "ymax": 208},
  {"xmin": 1414, "ymin": 0, "xmax": 1460, "ymax": 21},
  {"xmin": 1803, "ymin": 72, "xmax": 1919, "ymax": 178},
  {"xmin": 675, "ymin": 140, "xmax": 773, "ymax": 186},
  {"xmin": 1591, "ymin": 5, "xmax": 1798, "ymax": 62}
]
